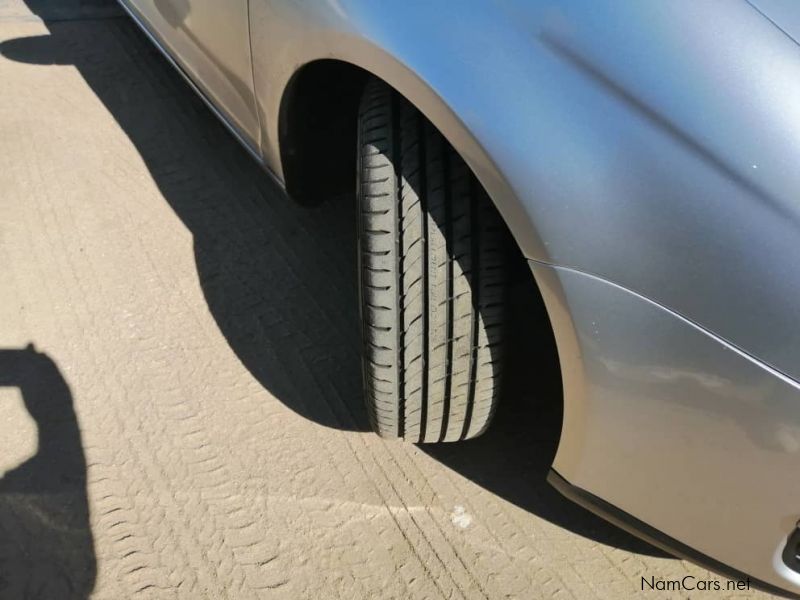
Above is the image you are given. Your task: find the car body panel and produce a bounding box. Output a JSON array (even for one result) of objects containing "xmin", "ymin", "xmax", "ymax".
[
  {"xmin": 249, "ymin": 0, "xmax": 800, "ymax": 387},
  {"xmin": 749, "ymin": 0, "xmax": 800, "ymax": 45},
  {"xmin": 121, "ymin": 0, "xmax": 800, "ymax": 593},
  {"xmin": 532, "ymin": 261, "xmax": 800, "ymax": 593},
  {"xmin": 122, "ymin": 0, "xmax": 260, "ymax": 146}
]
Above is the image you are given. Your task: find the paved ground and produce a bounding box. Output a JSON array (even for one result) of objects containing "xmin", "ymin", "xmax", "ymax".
[{"xmin": 0, "ymin": 2, "xmax": 775, "ymax": 599}]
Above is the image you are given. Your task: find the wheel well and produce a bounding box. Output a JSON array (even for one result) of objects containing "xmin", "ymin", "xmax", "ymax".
[
  {"xmin": 279, "ymin": 60, "xmax": 370, "ymax": 204},
  {"xmin": 279, "ymin": 60, "xmax": 562, "ymax": 425}
]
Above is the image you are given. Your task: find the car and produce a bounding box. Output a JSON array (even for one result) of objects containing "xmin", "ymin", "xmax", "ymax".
[{"xmin": 117, "ymin": 0, "xmax": 800, "ymax": 596}]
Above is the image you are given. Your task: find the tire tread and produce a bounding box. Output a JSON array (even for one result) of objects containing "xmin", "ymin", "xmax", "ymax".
[{"xmin": 358, "ymin": 79, "xmax": 506, "ymax": 442}]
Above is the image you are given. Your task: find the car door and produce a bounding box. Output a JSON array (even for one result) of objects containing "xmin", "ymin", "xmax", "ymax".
[{"xmin": 122, "ymin": 0, "xmax": 260, "ymax": 149}]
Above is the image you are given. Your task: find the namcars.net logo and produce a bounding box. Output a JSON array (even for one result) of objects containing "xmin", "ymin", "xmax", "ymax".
[{"xmin": 642, "ymin": 575, "xmax": 751, "ymax": 593}]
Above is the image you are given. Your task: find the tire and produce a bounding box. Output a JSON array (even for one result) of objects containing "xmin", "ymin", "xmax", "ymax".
[{"xmin": 357, "ymin": 78, "xmax": 507, "ymax": 443}]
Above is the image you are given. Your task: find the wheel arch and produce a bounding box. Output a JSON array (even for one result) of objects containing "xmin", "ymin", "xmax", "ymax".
[
  {"xmin": 275, "ymin": 51, "xmax": 572, "ymax": 440},
  {"xmin": 275, "ymin": 53, "xmax": 550, "ymax": 257},
  {"xmin": 277, "ymin": 59, "xmax": 369, "ymax": 204}
]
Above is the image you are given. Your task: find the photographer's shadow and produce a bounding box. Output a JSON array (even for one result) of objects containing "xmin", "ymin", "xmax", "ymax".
[{"xmin": 0, "ymin": 346, "xmax": 95, "ymax": 600}]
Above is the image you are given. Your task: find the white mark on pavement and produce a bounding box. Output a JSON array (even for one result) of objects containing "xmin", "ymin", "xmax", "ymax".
[{"xmin": 450, "ymin": 505, "xmax": 472, "ymax": 529}]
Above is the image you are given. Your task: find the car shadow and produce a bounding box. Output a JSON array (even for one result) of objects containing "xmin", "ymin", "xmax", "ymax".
[
  {"xmin": 1, "ymin": 0, "xmax": 666, "ymax": 559},
  {"xmin": 0, "ymin": 346, "xmax": 95, "ymax": 600}
]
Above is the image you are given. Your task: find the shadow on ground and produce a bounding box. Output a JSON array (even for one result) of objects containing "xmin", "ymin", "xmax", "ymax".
[
  {"xmin": 0, "ymin": 346, "xmax": 95, "ymax": 600},
  {"xmin": 0, "ymin": 0, "xmax": 667, "ymax": 575}
]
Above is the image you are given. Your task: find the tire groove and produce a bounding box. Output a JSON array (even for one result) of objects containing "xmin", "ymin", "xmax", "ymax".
[
  {"xmin": 391, "ymin": 92, "xmax": 406, "ymax": 439},
  {"xmin": 439, "ymin": 147, "xmax": 454, "ymax": 443},
  {"xmin": 418, "ymin": 115, "xmax": 429, "ymax": 443},
  {"xmin": 461, "ymin": 175, "xmax": 480, "ymax": 440}
]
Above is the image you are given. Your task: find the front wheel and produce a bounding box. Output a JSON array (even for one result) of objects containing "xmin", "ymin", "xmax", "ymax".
[{"xmin": 357, "ymin": 79, "xmax": 508, "ymax": 443}]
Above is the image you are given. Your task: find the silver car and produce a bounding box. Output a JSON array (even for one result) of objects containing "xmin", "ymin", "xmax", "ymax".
[{"xmin": 117, "ymin": 0, "xmax": 800, "ymax": 596}]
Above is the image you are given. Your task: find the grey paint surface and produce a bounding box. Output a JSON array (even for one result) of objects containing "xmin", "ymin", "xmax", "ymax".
[
  {"xmin": 118, "ymin": 0, "xmax": 800, "ymax": 594},
  {"xmin": 125, "ymin": 0, "xmax": 259, "ymax": 145},
  {"xmin": 533, "ymin": 261, "xmax": 800, "ymax": 594}
]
